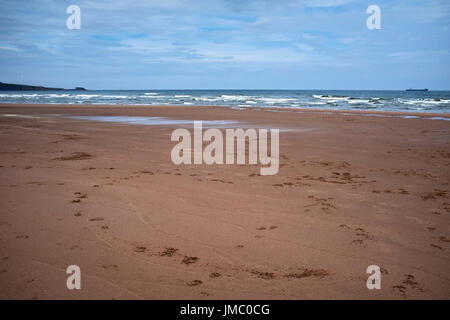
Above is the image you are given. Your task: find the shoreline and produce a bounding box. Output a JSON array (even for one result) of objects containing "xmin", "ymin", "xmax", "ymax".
[{"xmin": 1, "ymin": 103, "xmax": 450, "ymax": 120}]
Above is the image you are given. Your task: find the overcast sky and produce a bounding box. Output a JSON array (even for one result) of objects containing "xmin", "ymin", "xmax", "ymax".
[{"xmin": 0, "ymin": 0, "xmax": 449, "ymax": 90}]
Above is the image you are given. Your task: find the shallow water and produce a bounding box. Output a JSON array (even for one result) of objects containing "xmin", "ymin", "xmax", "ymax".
[{"xmin": 63, "ymin": 115, "xmax": 239, "ymax": 127}]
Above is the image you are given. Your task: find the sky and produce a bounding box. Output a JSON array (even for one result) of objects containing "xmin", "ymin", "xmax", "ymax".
[{"xmin": 0, "ymin": 0, "xmax": 449, "ymax": 90}]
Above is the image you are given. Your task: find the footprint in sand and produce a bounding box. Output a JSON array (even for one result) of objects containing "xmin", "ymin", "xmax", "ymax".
[
  {"xmin": 88, "ymin": 217, "xmax": 104, "ymax": 222},
  {"xmin": 421, "ymin": 189, "xmax": 447, "ymax": 201},
  {"xmin": 54, "ymin": 152, "xmax": 93, "ymax": 161},
  {"xmin": 443, "ymin": 203, "xmax": 450, "ymax": 213},
  {"xmin": 182, "ymin": 256, "xmax": 199, "ymax": 265},
  {"xmin": 304, "ymin": 196, "xmax": 336, "ymax": 213},
  {"xmin": 393, "ymin": 274, "xmax": 424, "ymax": 295},
  {"xmin": 284, "ymin": 268, "xmax": 329, "ymax": 280},
  {"xmin": 60, "ymin": 134, "xmax": 85, "ymax": 141},
  {"xmin": 102, "ymin": 264, "xmax": 119, "ymax": 270},
  {"xmin": 210, "ymin": 178, "xmax": 233, "ymax": 184},
  {"xmin": 256, "ymin": 226, "xmax": 278, "ymax": 231},
  {"xmin": 159, "ymin": 247, "xmax": 178, "ymax": 257},
  {"xmin": 71, "ymin": 193, "xmax": 88, "ymax": 203},
  {"xmin": 209, "ymin": 272, "xmax": 221, "ymax": 278},
  {"xmin": 392, "ymin": 285, "xmax": 406, "ymax": 294},
  {"xmin": 430, "ymin": 243, "xmax": 443, "ymax": 250},
  {"xmin": 187, "ymin": 280, "xmax": 202, "ymax": 286},
  {"xmin": 373, "ymin": 189, "xmax": 409, "ymax": 195},
  {"xmin": 403, "ymin": 274, "xmax": 424, "ymax": 291},
  {"xmin": 250, "ymin": 270, "xmax": 275, "ymax": 280},
  {"xmin": 339, "ymin": 224, "xmax": 373, "ymax": 245},
  {"xmin": 136, "ymin": 170, "xmax": 154, "ymax": 175},
  {"xmin": 134, "ymin": 246, "xmax": 146, "ymax": 253}
]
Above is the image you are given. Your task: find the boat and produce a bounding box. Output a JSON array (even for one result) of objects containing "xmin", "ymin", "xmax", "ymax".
[{"xmin": 406, "ymin": 88, "xmax": 428, "ymax": 92}]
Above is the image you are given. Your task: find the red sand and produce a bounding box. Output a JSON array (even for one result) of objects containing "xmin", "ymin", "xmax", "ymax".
[{"xmin": 0, "ymin": 104, "xmax": 449, "ymax": 299}]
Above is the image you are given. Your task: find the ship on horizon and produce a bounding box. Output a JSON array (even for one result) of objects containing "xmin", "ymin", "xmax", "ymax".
[{"xmin": 406, "ymin": 88, "xmax": 429, "ymax": 92}]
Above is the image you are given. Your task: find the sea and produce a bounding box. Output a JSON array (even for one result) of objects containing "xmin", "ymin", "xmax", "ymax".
[{"xmin": 1, "ymin": 90, "xmax": 449, "ymax": 114}]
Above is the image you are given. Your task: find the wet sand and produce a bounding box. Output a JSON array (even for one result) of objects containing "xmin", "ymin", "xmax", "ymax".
[{"xmin": 0, "ymin": 104, "xmax": 449, "ymax": 299}]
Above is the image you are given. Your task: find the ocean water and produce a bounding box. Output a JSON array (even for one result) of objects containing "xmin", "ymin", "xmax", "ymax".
[{"xmin": 0, "ymin": 90, "xmax": 449, "ymax": 113}]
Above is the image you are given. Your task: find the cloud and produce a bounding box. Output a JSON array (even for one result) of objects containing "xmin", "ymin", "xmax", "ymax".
[
  {"xmin": 303, "ymin": 0, "xmax": 351, "ymax": 7},
  {"xmin": 0, "ymin": 45, "xmax": 22, "ymax": 52},
  {"xmin": 0, "ymin": 0, "xmax": 448, "ymax": 89}
]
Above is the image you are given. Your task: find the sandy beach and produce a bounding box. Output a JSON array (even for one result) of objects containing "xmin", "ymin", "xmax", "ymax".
[{"xmin": 0, "ymin": 103, "xmax": 449, "ymax": 299}]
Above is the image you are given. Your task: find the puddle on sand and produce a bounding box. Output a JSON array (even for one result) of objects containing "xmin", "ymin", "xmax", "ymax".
[{"xmin": 63, "ymin": 115, "xmax": 239, "ymax": 128}]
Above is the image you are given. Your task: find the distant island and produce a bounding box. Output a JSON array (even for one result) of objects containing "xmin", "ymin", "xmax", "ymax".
[{"xmin": 0, "ymin": 82, "xmax": 86, "ymax": 91}]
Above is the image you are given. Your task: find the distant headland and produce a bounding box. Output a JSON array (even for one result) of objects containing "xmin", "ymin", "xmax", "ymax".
[{"xmin": 0, "ymin": 82, "xmax": 86, "ymax": 91}]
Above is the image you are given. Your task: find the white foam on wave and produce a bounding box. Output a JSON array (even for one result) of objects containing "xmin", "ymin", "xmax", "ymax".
[
  {"xmin": 401, "ymin": 98, "xmax": 450, "ymax": 106},
  {"xmin": 220, "ymin": 95, "xmax": 257, "ymax": 101},
  {"xmin": 258, "ymin": 97, "xmax": 296, "ymax": 104},
  {"xmin": 348, "ymin": 99, "xmax": 372, "ymax": 104},
  {"xmin": 42, "ymin": 94, "xmax": 71, "ymax": 98},
  {"xmin": 100, "ymin": 95, "xmax": 129, "ymax": 99},
  {"xmin": 139, "ymin": 95, "xmax": 164, "ymax": 98},
  {"xmin": 73, "ymin": 94, "xmax": 101, "ymax": 98},
  {"xmin": 196, "ymin": 97, "xmax": 221, "ymax": 102},
  {"xmin": 314, "ymin": 95, "xmax": 350, "ymax": 101}
]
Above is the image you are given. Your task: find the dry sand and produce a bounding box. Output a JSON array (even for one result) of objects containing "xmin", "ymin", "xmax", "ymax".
[{"xmin": 0, "ymin": 104, "xmax": 449, "ymax": 299}]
